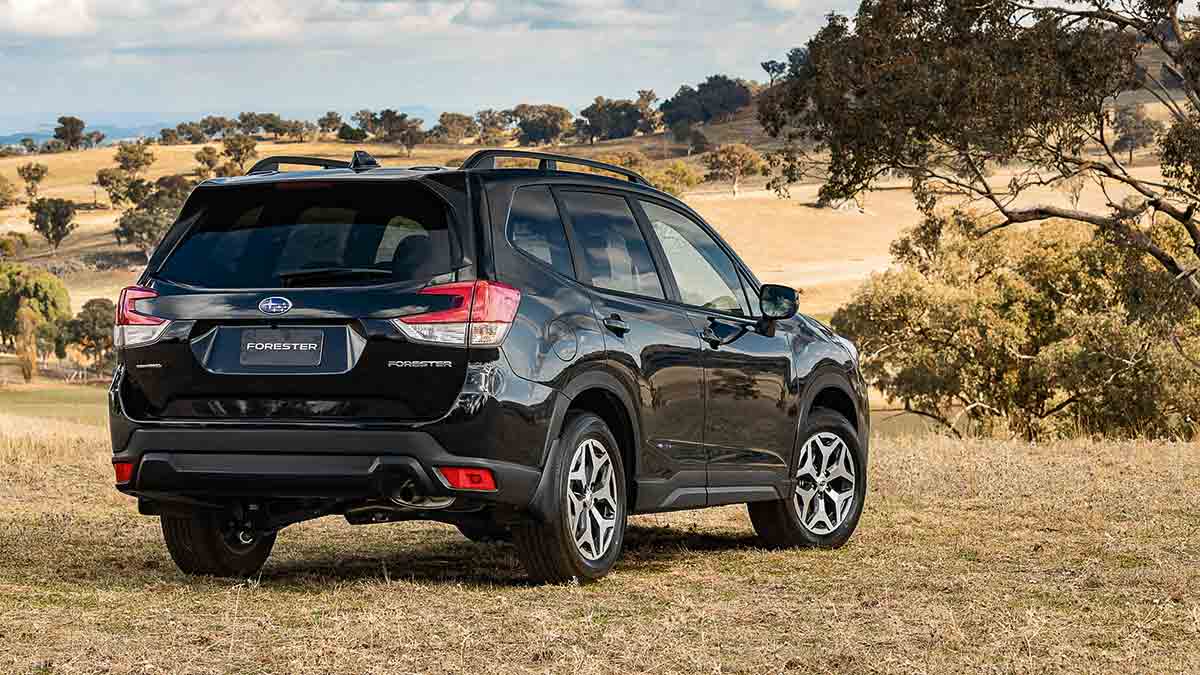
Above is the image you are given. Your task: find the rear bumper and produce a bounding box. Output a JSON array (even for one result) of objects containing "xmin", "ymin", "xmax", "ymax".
[{"xmin": 114, "ymin": 428, "xmax": 541, "ymax": 508}]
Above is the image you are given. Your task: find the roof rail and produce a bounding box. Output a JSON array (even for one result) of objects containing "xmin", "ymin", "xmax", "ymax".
[
  {"xmin": 247, "ymin": 156, "xmax": 351, "ymax": 174},
  {"xmin": 461, "ymin": 150, "xmax": 650, "ymax": 186}
]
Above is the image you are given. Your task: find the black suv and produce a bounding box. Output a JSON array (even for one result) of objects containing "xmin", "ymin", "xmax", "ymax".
[{"xmin": 109, "ymin": 150, "xmax": 869, "ymax": 582}]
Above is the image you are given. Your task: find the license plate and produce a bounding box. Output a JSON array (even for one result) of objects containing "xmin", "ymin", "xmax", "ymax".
[{"xmin": 240, "ymin": 329, "xmax": 324, "ymax": 367}]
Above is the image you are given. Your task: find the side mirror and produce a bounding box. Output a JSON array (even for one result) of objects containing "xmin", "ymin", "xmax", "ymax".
[{"xmin": 759, "ymin": 284, "xmax": 799, "ymax": 320}]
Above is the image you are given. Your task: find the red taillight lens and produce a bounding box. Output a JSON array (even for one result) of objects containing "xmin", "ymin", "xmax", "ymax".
[
  {"xmin": 117, "ymin": 286, "xmax": 165, "ymax": 326},
  {"xmin": 113, "ymin": 461, "xmax": 133, "ymax": 484},
  {"xmin": 115, "ymin": 286, "xmax": 171, "ymax": 349},
  {"xmin": 393, "ymin": 281, "xmax": 521, "ymax": 347},
  {"xmin": 437, "ymin": 466, "xmax": 497, "ymax": 491}
]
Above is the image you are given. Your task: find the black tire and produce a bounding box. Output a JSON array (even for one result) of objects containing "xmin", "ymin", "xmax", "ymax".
[
  {"xmin": 512, "ymin": 413, "xmax": 627, "ymax": 583},
  {"xmin": 749, "ymin": 409, "xmax": 866, "ymax": 549},
  {"xmin": 161, "ymin": 511, "xmax": 277, "ymax": 578},
  {"xmin": 455, "ymin": 520, "xmax": 512, "ymax": 543}
]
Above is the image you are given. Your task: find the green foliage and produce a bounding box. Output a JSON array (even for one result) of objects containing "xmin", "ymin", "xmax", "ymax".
[
  {"xmin": 0, "ymin": 262, "xmax": 70, "ymax": 348},
  {"xmin": 661, "ymin": 75, "xmax": 752, "ymax": 127},
  {"xmin": 94, "ymin": 167, "xmax": 149, "ymax": 209},
  {"xmin": 53, "ymin": 116, "xmax": 86, "ymax": 150},
  {"xmin": 702, "ymin": 144, "xmax": 766, "ymax": 195},
  {"xmin": 114, "ymin": 175, "xmax": 192, "ymax": 260},
  {"xmin": 833, "ymin": 213, "xmax": 1200, "ymax": 440},
  {"xmin": 15, "ymin": 301, "xmax": 39, "ymax": 382},
  {"xmin": 635, "ymin": 90, "xmax": 662, "ymax": 135},
  {"xmin": 237, "ymin": 111, "xmax": 262, "ymax": 135},
  {"xmin": 645, "ymin": 161, "xmax": 702, "ymax": 197},
  {"xmin": 159, "ymin": 128, "xmax": 180, "ymax": 145},
  {"xmin": 337, "ymin": 124, "xmax": 368, "ymax": 142},
  {"xmin": 28, "ymin": 198, "xmax": 77, "ymax": 252},
  {"xmin": 508, "ymin": 104, "xmax": 573, "ymax": 146},
  {"xmin": 1113, "ymin": 104, "xmax": 1165, "ymax": 163},
  {"xmin": 35, "ymin": 315, "xmax": 70, "ymax": 361},
  {"xmin": 317, "ymin": 111, "xmax": 342, "ymax": 134},
  {"xmin": 16, "ymin": 162, "xmax": 48, "ymax": 201},
  {"xmin": 431, "ymin": 112, "xmax": 478, "ymax": 143},
  {"xmin": 761, "ymin": 59, "xmax": 787, "ymax": 87},
  {"xmin": 221, "ymin": 134, "xmax": 258, "ymax": 172},
  {"xmin": 579, "ymin": 97, "xmax": 641, "ymax": 142},
  {"xmin": 114, "ymin": 141, "xmax": 155, "ymax": 177},
  {"xmin": 68, "ymin": 298, "xmax": 116, "ymax": 366},
  {"xmin": 595, "ymin": 150, "xmax": 648, "ymax": 171},
  {"xmin": 759, "ymin": 1, "xmax": 1200, "ymax": 311},
  {"xmin": 475, "ymin": 109, "xmax": 512, "ymax": 145},
  {"xmin": 0, "ymin": 231, "xmax": 29, "ymax": 260},
  {"xmin": 194, "ymin": 146, "xmax": 221, "ymax": 179},
  {"xmin": 0, "ymin": 175, "xmax": 18, "ymax": 208},
  {"xmin": 176, "ymin": 121, "xmax": 207, "ymax": 144},
  {"xmin": 200, "ymin": 115, "xmax": 236, "ymax": 137}
]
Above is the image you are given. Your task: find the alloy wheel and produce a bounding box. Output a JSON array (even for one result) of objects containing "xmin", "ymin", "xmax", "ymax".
[
  {"xmin": 566, "ymin": 438, "xmax": 619, "ymax": 561},
  {"xmin": 793, "ymin": 431, "xmax": 857, "ymax": 535}
]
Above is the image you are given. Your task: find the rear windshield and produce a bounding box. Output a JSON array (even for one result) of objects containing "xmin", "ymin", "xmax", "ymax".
[{"xmin": 158, "ymin": 182, "xmax": 458, "ymax": 288}]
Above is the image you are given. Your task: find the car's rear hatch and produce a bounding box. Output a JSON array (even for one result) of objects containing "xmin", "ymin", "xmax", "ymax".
[{"xmin": 117, "ymin": 175, "xmax": 486, "ymax": 424}]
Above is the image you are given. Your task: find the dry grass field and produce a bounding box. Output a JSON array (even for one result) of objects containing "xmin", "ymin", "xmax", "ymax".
[{"xmin": 0, "ymin": 395, "xmax": 1198, "ymax": 674}]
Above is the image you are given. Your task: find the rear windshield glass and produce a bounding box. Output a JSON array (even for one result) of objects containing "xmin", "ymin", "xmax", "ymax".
[{"xmin": 158, "ymin": 182, "xmax": 457, "ymax": 288}]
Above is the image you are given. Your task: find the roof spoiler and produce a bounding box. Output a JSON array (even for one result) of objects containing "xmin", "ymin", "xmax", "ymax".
[
  {"xmin": 461, "ymin": 150, "xmax": 650, "ymax": 186},
  {"xmin": 247, "ymin": 149, "xmax": 380, "ymax": 175}
]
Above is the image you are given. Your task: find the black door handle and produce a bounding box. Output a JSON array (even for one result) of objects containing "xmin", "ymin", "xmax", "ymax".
[{"xmin": 602, "ymin": 314, "xmax": 631, "ymax": 335}]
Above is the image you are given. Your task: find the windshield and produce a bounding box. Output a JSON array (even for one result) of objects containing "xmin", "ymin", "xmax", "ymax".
[{"xmin": 158, "ymin": 181, "xmax": 458, "ymax": 288}]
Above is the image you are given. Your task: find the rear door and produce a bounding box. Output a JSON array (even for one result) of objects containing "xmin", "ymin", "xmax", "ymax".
[
  {"xmin": 119, "ymin": 178, "xmax": 476, "ymax": 423},
  {"xmin": 555, "ymin": 189, "xmax": 707, "ymax": 511},
  {"xmin": 634, "ymin": 199, "xmax": 796, "ymax": 499}
]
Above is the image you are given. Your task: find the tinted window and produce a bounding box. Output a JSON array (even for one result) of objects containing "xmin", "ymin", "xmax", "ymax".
[
  {"xmin": 559, "ymin": 191, "xmax": 664, "ymax": 299},
  {"xmin": 158, "ymin": 182, "xmax": 455, "ymax": 288},
  {"xmin": 641, "ymin": 201, "xmax": 751, "ymax": 316},
  {"xmin": 507, "ymin": 187, "xmax": 574, "ymax": 278}
]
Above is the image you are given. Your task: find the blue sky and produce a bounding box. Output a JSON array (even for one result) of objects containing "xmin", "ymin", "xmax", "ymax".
[{"xmin": 0, "ymin": 0, "xmax": 857, "ymax": 132}]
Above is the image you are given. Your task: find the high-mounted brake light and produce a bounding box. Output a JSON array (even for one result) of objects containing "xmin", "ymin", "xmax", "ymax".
[
  {"xmin": 392, "ymin": 281, "xmax": 521, "ymax": 347},
  {"xmin": 114, "ymin": 286, "xmax": 171, "ymax": 349}
]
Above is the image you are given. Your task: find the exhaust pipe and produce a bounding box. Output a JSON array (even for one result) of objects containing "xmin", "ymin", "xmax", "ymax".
[{"xmin": 388, "ymin": 478, "xmax": 455, "ymax": 510}]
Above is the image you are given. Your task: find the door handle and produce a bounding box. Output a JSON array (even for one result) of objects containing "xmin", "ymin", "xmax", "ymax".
[
  {"xmin": 602, "ymin": 314, "xmax": 631, "ymax": 336},
  {"xmin": 701, "ymin": 326, "xmax": 723, "ymax": 349}
]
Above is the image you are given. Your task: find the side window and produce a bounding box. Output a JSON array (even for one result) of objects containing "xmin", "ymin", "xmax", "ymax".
[
  {"xmin": 507, "ymin": 186, "xmax": 575, "ymax": 278},
  {"xmin": 640, "ymin": 201, "xmax": 752, "ymax": 316},
  {"xmin": 559, "ymin": 191, "xmax": 665, "ymax": 299}
]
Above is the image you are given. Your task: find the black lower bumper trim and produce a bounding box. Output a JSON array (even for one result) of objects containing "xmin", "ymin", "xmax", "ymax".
[{"xmin": 118, "ymin": 428, "xmax": 541, "ymax": 506}]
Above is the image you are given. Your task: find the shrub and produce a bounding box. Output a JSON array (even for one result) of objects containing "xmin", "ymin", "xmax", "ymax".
[
  {"xmin": 832, "ymin": 212, "xmax": 1200, "ymax": 440},
  {"xmin": 0, "ymin": 175, "xmax": 18, "ymax": 207}
]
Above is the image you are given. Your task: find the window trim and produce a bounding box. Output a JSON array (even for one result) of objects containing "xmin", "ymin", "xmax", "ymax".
[
  {"xmin": 632, "ymin": 196, "xmax": 760, "ymax": 321},
  {"xmin": 503, "ymin": 184, "xmax": 578, "ymax": 281},
  {"xmin": 552, "ymin": 186, "xmax": 674, "ymax": 303}
]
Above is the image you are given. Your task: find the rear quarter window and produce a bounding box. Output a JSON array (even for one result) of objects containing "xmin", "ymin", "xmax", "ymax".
[{"xmin": 506, "ymin": 186, "xmax": 575, "ymax": 278}]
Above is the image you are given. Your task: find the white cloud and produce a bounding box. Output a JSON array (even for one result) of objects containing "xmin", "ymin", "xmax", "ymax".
[
  {"xmin": 0, "ymin": 0, "xmax": 95, "ymax": 37},
  {"xmin": 0, "ymin": 0, "xmax": 859, "ymax": 123}
]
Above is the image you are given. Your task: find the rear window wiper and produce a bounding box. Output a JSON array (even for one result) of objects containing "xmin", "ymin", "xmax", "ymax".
[{"xmin": 276, "ymin": 267, "xmax": 394, "ymax": 287}]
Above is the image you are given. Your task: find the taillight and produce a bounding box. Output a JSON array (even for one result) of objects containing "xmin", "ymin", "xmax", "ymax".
[
  {"xmin": 114, "ymin": 286, "xmax": 171, "ymax": 349},
  {"xmin": 392, "ymin": 281, "xmax": 521, "ymax": 347}
]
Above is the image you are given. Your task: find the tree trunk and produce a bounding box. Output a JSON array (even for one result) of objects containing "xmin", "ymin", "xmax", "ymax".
[{"xmin": 733, "ymin": 176, "xmax": 740, "ymax": 197}]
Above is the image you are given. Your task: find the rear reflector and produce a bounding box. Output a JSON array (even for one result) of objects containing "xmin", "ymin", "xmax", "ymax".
[
  {"xmin": 437, "ymin": 466, "xmax": 497, "ymax": 491},
  {"xmin": 113, "ymin": 461, "xmax": 133, "ymax": 484},
  {"xmin": 393, "ymin": 281, "xmax": 521, "ymax": 347}
]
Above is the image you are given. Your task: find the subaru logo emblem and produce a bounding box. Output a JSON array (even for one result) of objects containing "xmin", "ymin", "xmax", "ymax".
[{"xmin": 258, "ymin": 297, "xmax": 292, "ymax": 315}]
